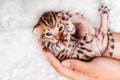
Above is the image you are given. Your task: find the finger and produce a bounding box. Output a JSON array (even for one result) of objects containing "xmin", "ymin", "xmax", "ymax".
[
  {"xmin": 38, "ymin": 40, "xmax": 49, "ymax": 52},
  {"xmin": 45, "ymin": 52, "xmax": 92, "ymax": 80},
  {"xmin": 45, "ymin": 52, "xmax": 74, "ymax": 78},
  {"xmin": 72, "ymin": 71, "xmax": 94, "ymax": 80},
  {"xmin": 38, "ymin": 40, "xmax": 42, "ymax": 45},
  {"xmin": 62, "ymin": 59, "xmax": 92, "ymax": 74}
]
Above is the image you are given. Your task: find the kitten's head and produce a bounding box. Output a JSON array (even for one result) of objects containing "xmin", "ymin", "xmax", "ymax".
[{"xmin": 33, "ymin": 11, "xmax": 66, "ymax": 43}]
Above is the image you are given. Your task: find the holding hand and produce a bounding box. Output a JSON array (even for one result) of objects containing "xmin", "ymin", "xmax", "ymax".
[{"xmin": 39, "ymin": 40, "xmax": 120, "ymax": 80}]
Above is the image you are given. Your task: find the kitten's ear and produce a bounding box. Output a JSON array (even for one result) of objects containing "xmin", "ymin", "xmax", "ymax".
[
  {"xmin": 32, "ymin": 23, "xmax": 40, "ymax": 33},
  {"xmin": 55, "ymin": 11, "xmax": 61, "ymax": 15}
]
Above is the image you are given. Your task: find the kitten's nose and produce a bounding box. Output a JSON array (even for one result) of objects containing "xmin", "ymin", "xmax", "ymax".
[{"xmin": 54, "ymin": 35, "xmax": 59, "ymax": 40}]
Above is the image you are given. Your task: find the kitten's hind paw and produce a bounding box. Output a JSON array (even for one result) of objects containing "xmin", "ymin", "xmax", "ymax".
[{"xmin": 98, "ymin": 4, "xmax": 110, "ymax": 15}]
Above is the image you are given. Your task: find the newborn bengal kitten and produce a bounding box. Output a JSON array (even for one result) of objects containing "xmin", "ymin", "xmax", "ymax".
[{"xmin": 33, "ymin": 5, "xmax": 119, "ymax": 61}]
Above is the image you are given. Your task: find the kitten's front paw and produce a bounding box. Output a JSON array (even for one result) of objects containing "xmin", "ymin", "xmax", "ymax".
[
  {"xmin": 58, "ymin": 10, "xmax": 73, "ymax": 20},
  {"xmin": 58, "ymin": 10, "xmax": 73, "ymax": 26}
]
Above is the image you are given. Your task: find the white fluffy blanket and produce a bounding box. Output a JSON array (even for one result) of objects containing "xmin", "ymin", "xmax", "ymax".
[{"xmin": 0, "ymin": 0, "xmax": 120, "ymax": 80}]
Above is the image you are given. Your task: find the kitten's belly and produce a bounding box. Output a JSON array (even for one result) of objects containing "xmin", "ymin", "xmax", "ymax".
[{"xmin": 112, "ymin": 33, "xmax": 120, "ymax": 60}]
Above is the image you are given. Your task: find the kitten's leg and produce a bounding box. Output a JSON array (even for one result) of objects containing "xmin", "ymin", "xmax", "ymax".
[
  {"xmin": 98, "ymin": 4, "xmax": 110, "ymax": 53},
  {"xmin": 98, "ymin": 4, "xmax": 109, "ymax": 35},
  {"xmin": 75, "ymin": 13, "xmax": 96, "ymax": 42},
  {"xmin": 58, "ymin": 10, "xmax": 75, "ymax": 34},
  {"xmin": 76, "ymin": 12, "xmax": 95, "ymax": 36}
]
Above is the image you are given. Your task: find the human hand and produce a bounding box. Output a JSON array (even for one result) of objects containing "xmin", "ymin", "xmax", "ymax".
[
  {"xmin": 38, "ymin": 40, "xmax": 120, "ymax": 80},
  {"xmin": 61, "ymin": 58, "xmax": 120, "ymax": 80}
]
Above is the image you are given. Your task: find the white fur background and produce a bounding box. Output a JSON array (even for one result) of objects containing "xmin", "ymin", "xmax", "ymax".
[{"xmin": 0, "ymin": 0, "xmax": 120, "ymax": 80}]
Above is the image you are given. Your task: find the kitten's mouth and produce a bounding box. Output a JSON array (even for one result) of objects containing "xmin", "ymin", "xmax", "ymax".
[
  {"xmin": 54, "ymin": 35, "xmax": 60, "ymax": 40},
  {"xmin": 55, "ymin": 38, "xmax": 60, "ymax": 40}
]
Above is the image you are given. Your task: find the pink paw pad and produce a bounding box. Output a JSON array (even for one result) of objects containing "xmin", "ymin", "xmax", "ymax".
[
  {"xmin": 58, "ymin": 10, "xmax": 73, "ymax": 26},
  {"xmin": 98, "ymin": 5, "xmax": 110, "ymax": 14},
  {"xmin": 58, "ymin": 10, "xmax": 72, "ymax": 20}
]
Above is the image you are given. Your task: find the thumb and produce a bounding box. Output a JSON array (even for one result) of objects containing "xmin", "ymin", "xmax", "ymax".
[
  {"xmin": 38, "ymin": 40, "xmax": 42, "ymax": 45},
  {"xmin": 62, "ymin": 59, "xmax": 92, "ymax": 74}
]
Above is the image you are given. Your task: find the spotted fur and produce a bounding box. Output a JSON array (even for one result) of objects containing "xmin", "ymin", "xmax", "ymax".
[
  {"xmin": 33, "ymin": 11, "xmax": 115, "ymax": 61},
  {"xmin": 103, "ymin": 30, "xmax": 115, "ymax": 57}
]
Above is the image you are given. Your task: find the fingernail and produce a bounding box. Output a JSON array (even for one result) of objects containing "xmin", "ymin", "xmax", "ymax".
[{"xmin": 62, "ymin": 61, "xmax": 70, "ymax": 67}]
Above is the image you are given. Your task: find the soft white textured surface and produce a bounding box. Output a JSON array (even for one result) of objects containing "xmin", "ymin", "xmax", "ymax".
[{"xmin": 0, "ymin": 0, "xmax": 120, "ymax": 80}]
